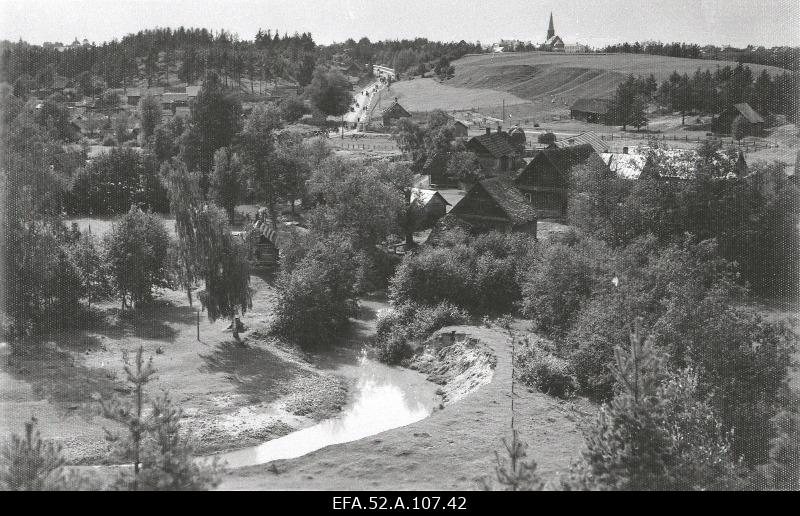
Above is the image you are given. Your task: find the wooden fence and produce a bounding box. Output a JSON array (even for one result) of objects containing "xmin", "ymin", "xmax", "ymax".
[{"xmin": 595, "ymin": 132, "xmax": 775, "ymax": 152}]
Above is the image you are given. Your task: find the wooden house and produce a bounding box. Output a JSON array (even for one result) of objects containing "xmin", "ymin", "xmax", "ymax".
[
  {"xmin": 514, "ymin": 144, "xmax": 608, "ymax": 218},
  {"xmin": 448, "ymin": 177, "xmax": 538, "ymax": 234},
  {"xmin": 410, "ymin": 188, "xmax": 451, "ymax": 229},
  {"xmin": 465, "ymin": 128, "xmax": 522, "ymax": 175},
  {"xmin": 381, "ymin": 99, "xmax": 411, "ymax": 127},
  {"xmin": 569, "ymin": 98, "xmax": 613, "ymax": 124}
]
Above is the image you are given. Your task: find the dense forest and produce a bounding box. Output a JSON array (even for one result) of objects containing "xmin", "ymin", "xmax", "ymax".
[{"xmin": 0, "ymin": 28, "xmax": 482, "ymax": 93}]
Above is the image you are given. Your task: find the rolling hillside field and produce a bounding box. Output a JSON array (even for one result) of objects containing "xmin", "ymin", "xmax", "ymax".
[{"xmin": 449, "ymin": 51, "xmax": 789, "ymax": 101}]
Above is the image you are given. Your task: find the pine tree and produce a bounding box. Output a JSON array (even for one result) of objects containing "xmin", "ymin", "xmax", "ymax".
[
  {"xmin": 101, "ymin": 347, "xmax": 220, "ymax": 490},
  {"xmin": 101, "ymin": 346, "xmax": 156, "ymax": 491},
  {"xmin": 0, "ymin": 417, "xmax": 68, "ymax": 491},
  {"xmin": 483, "ymin": 430, "xmax": 544, "ymax": 491}
]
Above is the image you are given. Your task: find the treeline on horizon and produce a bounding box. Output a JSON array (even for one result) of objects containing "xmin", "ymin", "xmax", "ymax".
[
  {"xmin": 2, "ymin": 26, "xmax": 797, "ymax": 92},
  {"xmin": 601, "ymin": 41, "xmax": 799, "ymax": 71}
]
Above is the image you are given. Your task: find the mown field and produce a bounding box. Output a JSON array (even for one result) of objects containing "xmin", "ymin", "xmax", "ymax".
[{"xmin": 449, "ymin": 52, "xmax": 789, "ymax": 101}]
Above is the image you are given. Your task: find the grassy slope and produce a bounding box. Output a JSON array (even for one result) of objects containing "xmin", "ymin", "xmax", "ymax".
[
  {"xmin": 221, "ymin": 325, "xmax": 594, "ymax": 490},
  {"xmin": 450, "ymin": 52, "xmax": 789, "ymax": 101},
  {"xmin": 0, "ymin": 276, "xmax": 348, "ymax": 465}
]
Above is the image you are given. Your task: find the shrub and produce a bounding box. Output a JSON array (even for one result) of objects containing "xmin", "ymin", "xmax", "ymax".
[
  {"xmin": 271, "ymin": 237, "xmax": 362, "ymax": 347},
  {"xmin": 375, "ymin": 335, "xmax": 415, "ymax": 364},
  {"xmin": 374, "ymin": 301, "xmax": 469, "ymax": 364},
  {"xmin": 571, "ymin": 369, "xmax": 745, "ymax": 491},
  {"xmin": 520, "ymin": 235, "xmax": 613, "ymax": 339},
  {"xmin": 103, "ymin": 206, "xmax": 171, "ymax": 308},
  {"xmin": 389, "ymin": 230, "xmax": 534, "ymax": 316},
  {"xmin": 102, "ymin": 135, "xmax": 117, "ymax": 146},
  {"xmin": 537, "ymin": 132, "xmax": 555, "ymax": 145},
  {"xmin": 516, "ymin": 338, "xmax": 576, "ymax": 399}
]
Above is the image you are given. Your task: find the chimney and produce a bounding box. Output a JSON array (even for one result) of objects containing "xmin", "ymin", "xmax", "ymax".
[
  {"xmin": 394, "ymin": 97, "xmax": 398, "ymax": 103},
  {"xmin": 622, "ymin": 146, "xmax": 629, "ymax": 154},
  {"xmin": 485, "ymin": 127, "xmax": 491, "ymax": 135}
]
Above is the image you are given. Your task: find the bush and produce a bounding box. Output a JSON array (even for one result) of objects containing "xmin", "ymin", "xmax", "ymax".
[
  {"xmin": 516, "ymin": 338, "xmax": 576, "ymax": 399},
  {"xmin": 375, "ymin": 335, "xmax": 415, "ymax": 364},
  {"xmin": 102, "ymin": 135, "xmax": 117, "ymax": 146},
  {"xmin": 389, "ymin": 230, "xmax": 534, "ymax": 316},
  {"xmin": 103, "ymin": 207, "xmax": 171, "ymax": 308},
  {"xmin": 537, "ymin": 132, "xmax": 555, "ymax": 145},
  {"xmin": 280, "ymin": 95, "xmax": 307, "ymax": 123},
  {"xmin": 520, "ymin": 236, "xmax": 613, "ymax": 339},
  {"xmin": 271, "ymin": 237, "xmax": 362, "ymax": 347},
  {"xmin": 374, "ymin": 301, "xmax": 469, "ymax": 364},
  {"xmin": 568, "ymin": 369, "xmax": 745, "ymax": 491}
]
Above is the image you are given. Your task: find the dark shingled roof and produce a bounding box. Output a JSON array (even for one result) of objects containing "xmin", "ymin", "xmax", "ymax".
[
  {"xmin": 451, "ymin": 177, "xmax": 538, "ymax": 226},
  {"xmin": 466, "ymin": 132, "xmax": 519, "ymax": 158},
  {"xmin": 517, "ymin": 144, "xmax": 608, "ymax": 184},
  {"xmin": 733, "ymin": 103, "xmax": 765, "ymax": 124},
  {"xmin": 570, "ymin": 97, "xmax": 612, "ymax": 115},
  {"xmin": 425, "ymin": 213, "xmax": 475, "ymax": 246},
  {"xmin": 382, "ymin": 101, "xmax": 411, "ymax": 119}
]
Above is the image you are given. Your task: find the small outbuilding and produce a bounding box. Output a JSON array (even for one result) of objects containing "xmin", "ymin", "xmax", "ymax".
[{"xmin": 410, "ymin": 188, "xmax": 451, "ymax": 229}]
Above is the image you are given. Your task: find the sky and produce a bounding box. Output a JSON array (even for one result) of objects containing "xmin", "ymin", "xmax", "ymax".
[{"xmin": 1, "ymin": 0, "xmax": 798, "ymax": 48}]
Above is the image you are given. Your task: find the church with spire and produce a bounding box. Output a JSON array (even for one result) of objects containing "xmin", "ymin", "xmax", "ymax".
[{"xmin": 544, "ymin": 12, "xmax": 565, "ymax": 51}]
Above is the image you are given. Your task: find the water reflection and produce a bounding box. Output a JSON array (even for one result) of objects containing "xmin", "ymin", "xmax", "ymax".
[{"xmin": 216, "ymin": 350, "xmax": 437, "ymax": 469}]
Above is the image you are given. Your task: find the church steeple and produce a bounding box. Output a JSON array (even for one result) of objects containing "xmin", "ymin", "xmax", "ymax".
[{"xmin": 547, "ymin": 12, "xmax": 555, "ymax": 40}]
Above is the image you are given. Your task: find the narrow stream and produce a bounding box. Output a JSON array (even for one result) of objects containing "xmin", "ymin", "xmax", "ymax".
[{"xmin": 214, "ymin": 347, "xmax": 439, "ymax": 469}]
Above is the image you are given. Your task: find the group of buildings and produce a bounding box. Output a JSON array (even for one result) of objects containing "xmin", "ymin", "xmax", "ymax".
[
  {"xmin": 411, "ymin": 124, "xmax": 753, "ymax": 240},
  {"xmin": 491, "ymin": 13, "xmax": 590, "ymax": 53}
]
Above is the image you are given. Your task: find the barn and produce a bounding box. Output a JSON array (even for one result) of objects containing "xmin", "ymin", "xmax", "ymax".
[
  {"xmin": 514, "ymin": 144, "xmax": 608, "ymax": 218},
  {"xmin": 716, "ymin": 103, "xmax": 765, "ymax": 136},
  {"xmin": 465, "ymin": 128, "xmax": 522, "ymax": 175},
  {"xmin": 448, "ymin": 177, "xmax": 538, "ymax": 235},
  {"xmin": 381, "ymin": 99, "xmax": 411, "ymax": 127},
  {"xmin": 569, "ymin": 98, "xmax": 613, "ymax": 124}
]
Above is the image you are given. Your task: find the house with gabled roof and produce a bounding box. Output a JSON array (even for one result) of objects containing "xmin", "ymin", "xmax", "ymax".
[
  {"xmin": 381, "ymin": 98, "xmax": 411, "ymax": 126},
  {"xmin": 448, "ymin": 177, "xmax": 538, "ymax": 235},
  {"xmin": 410, "ymin": 188, "xmax": 451, "ymax": 229},
  {"xmin": 514, "ymin": 144, "xmax": 609, "ymax": 218},
  {"xmin": 717, "ymin": 102, "xmax": 765, "ymax": 136},
  {"xmin": 465, "ymin": 127, "xmax": 522, "ymax": 174}
]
